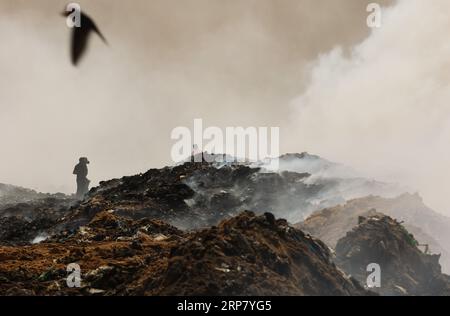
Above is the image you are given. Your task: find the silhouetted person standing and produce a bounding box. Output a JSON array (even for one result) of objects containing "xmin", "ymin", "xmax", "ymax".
[{"xmin": 73, "ymin": 157, "xmax": 90, "ymax": 199}]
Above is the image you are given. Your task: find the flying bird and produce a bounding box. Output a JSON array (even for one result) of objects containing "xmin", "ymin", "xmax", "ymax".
[{"xmin": 62, "ymin": 9, "xmax": 108, "ymax": 66}]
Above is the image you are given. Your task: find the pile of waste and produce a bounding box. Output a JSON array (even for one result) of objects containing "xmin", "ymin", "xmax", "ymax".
[
  {"xmin": 298, "ymin": 195, "xmax": 450, "ymax": 273},
  {"xmin": 61, "ymin": 156, "xmax": 404, "ymax": 231},
  {"xmin": 150, "ymin": 211, "xmax": 368, "ymax": 296},
  {"xmin": 59, "ymin": 161, "xmax": 321, "ymax": 231},
  {"xmin": 0, "ymin": 211, "xmax": 368, "ymax": 296},
  {"xmin": 0, "ymin": 197, "xmax": 75, "ymax": 245},
  {"xmin": 1, "ymin": 154, "xmax": 410, "ymax": 243},
  {"xmin": 0, "ymin": 183, "xmax": 67, "ymax": 207},
  {"xmin": 335, "ymin": 215, "xmax": 450, "ymax": 296},
  {"xmin": 1, "ymin": 155, "xmax": 449, "ymax": 296}
]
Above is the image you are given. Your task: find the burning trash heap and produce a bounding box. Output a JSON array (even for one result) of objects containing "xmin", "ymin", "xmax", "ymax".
[{"xmin": 1, "ymin": 159, "xmax": 449, "ymax": 296}]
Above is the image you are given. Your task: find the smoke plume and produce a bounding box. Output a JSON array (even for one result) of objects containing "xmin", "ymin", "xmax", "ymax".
[{"xmin": 289, "ymin": 0, "xmax": 450, "ymax": 215}]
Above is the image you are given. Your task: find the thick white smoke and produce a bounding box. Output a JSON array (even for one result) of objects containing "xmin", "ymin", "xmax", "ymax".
[{"xmin": 290, "ymin": 0, "xmax": 450, "ymax": 215}]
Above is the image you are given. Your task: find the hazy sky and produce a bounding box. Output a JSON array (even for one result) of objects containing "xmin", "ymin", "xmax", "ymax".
[
  {"xmin": 4, "ymin": 0, "xmax": 449, "ymax": 217},
  {"xmin": 1, "ymin": 0, "xmax": 388, "ymax": 190}
]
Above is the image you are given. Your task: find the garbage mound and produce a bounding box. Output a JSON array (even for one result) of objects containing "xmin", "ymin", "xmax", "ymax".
[
  {"xmin": 297, "ymin": 195, "xmax": 450, "ymax": 273},
  {"xmin": 50, "ymin": 210, "xmax": 185, "ymax": 244},
  {"xmin": 297, "ymin": 204, "xmax": 383, "ymax": 248},
  {"xmin": 61, "ymin": 156, "xmax": 404, "ymax": 231},
  {"xmin": 1, "ymin": 156, "xmax": 408, "ymax": 246},
  {"xmin": 0, "ymin": 211, "xmax": 369, "ymax": 296},
  {"xmin": 2, "ymin": 156, "xmax": 443, "ymax": 296},
  {"xmin": 150, "ymin": 211, "xmax": 367, "ymax": 296},
  {"xmin": 61, "ymin": 161, "xmax": 318, "ymax": 230},
  {"xmin": 0, "ymin": 197, "xmax": 76, "ymax": 246},
  {"xmin": 335, "ymin": 215, "xmax": 450, "ymax": 296},
  {"xmin": 0, "ymin": 183, "xmax": 68, "ymax": 207}
]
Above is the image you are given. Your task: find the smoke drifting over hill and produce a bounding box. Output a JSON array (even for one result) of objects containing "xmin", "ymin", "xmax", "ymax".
[{"xmin": 290, "ymin": 0, "xmax": 450, "ymax": 215}]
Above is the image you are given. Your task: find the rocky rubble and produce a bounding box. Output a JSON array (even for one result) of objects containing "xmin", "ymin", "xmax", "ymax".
[{"xmin": 335, "ymin": 215, "xmax": 450, "ymax": 296}]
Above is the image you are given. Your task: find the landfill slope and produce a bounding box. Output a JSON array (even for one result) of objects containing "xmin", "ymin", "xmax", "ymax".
[
  {"xmin": 336, "ymin": 215, "xmax": 450, "ymax": 296},
  {"xmin": 298, "ymin": 195, "xmax": 450, "ymax": 273},
  {"xmin": 1, "ymin": 157, "xmax": 448, "ymax": 296},
  {"xmin": 0, "ymin": 211, "xmax": 368, "ymax": 296},
  {"xmin": 0, "ymin": 183, "xmax": 69, "ymax": 207}
]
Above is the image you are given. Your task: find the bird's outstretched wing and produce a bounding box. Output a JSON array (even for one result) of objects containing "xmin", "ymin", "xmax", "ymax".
[{"xmin": 92, "ymin": 23, "xmax": 108, "ymax": 45}]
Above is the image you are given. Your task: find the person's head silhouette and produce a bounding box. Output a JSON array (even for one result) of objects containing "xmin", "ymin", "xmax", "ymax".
[{"xmin": 79, "ymin": 157, "xmax": 90, "ymax": 164}]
